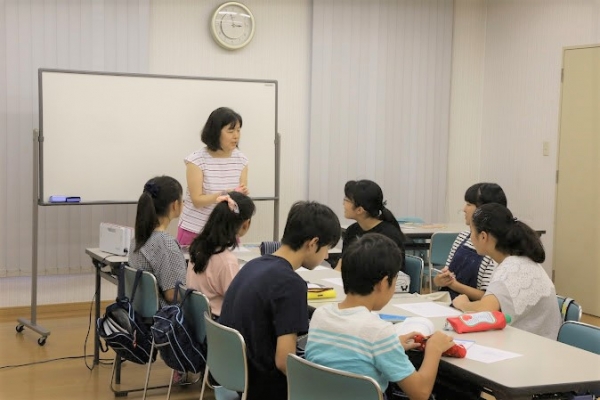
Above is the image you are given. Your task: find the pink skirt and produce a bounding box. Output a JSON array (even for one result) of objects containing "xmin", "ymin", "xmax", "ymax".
[{"xmin": 177, "ymin": 226, "xmax": 197, "ymax": 246}]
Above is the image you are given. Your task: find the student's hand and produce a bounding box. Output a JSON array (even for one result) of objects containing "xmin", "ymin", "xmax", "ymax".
[
  {"xmin": 399, "ymin": 331, "xmax": 422, "ymax": 351},
  {"xmin": 434, "ymin": 268, "xmax": 455, "ymax": 287},
  {"xmin": 424, "ymin": 331, "xmax": 455, "ymax": 355},
  {"xmin": 452, "ymin": 294, "xmax": 470, "ymax": 311}
]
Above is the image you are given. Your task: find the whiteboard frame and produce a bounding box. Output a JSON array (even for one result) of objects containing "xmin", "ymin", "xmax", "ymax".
[{"xmin": 37, "ymin": 68, "xmax": 279, "ymax": 206}]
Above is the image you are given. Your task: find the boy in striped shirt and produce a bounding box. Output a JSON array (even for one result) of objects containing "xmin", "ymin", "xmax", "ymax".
[{"xmin": 306, "ymin": 234, "xmax": 454, "ymax": 400}]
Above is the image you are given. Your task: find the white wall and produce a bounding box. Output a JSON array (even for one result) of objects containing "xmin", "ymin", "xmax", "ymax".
[{"xmin": 448, "ymin": 0, "xmax": 600, "ymax": 273}]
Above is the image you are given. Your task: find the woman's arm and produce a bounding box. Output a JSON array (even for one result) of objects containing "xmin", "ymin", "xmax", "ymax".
[
  {"xmin": 186, "ymin": 162, "xmax": 222, "ymax": 208},
  {"xmin": 447, "ymin": 280, "xmax": 486, "ymax": 300},
  {"xmin": 452, "ymin": 293, "xmax": 500, "ymax": 312},
  {"xmin": 239, "ymin": 165, "xmax": 249, "ymax": 191}
]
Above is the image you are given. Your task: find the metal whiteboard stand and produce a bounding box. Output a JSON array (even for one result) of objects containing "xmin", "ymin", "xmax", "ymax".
[
  {"xmin": 16, "ymin": 129, "xmax": 51, "ymax": 346},
  {"xmin": 250, "ymin": 133, "xmax": 281, "ymax": 240}
]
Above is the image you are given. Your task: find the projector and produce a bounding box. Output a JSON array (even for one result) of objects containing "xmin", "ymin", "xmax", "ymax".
[{"xmin": 99, "ymin": 223, "xmax": 134, "ymax": 256}]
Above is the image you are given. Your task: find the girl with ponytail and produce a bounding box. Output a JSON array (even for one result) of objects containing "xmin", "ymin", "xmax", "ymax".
[
  {"xmin": 335, "ymin": 180, "xmax": 408, "ymax": 289},
  {"xmin": 186, "ymin": 191, "xmax": 255, "ymax": 317},
  {"xmin": 452, "ymin": 203, "xmax": 562, "ymax": 339},
  {"xmin": 129, "ymin": 176, "xmax": 186, "ymax": 305}
]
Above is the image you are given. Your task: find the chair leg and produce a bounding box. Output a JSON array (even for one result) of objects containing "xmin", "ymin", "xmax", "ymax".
[
  {"xmin": 109, "ymin": 354, "xmax": 118, "ymax": 392},
  {"xmin": 199, "ymin": 365, "xmax": 209, "ymax": 400},
  {"xmin": 142, "ymin": 339, "xmax": 156, "ymax": 400},
  {"xmin": 166, "ymin": 369, "xmax": 174, "ymax": 400}
]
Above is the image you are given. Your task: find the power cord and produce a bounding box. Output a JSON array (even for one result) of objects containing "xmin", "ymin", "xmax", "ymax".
[
  {"xmin": 84, "ymin": 290, "xmax": 113, "ymax": 370},
  {"xmin": 0, "ymin": 355, "xmax": 91, "ymax": 370}
]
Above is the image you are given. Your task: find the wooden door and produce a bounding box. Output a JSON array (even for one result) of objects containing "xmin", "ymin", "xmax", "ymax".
[{"xmin": 554, "ymin": 46, "xmax": 600, "ymax": 316}]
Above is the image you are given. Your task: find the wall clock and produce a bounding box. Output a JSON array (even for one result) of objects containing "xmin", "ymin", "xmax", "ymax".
[{"xmin": 211, "ymin": 2, "xmax": 255, "ymax": 50}]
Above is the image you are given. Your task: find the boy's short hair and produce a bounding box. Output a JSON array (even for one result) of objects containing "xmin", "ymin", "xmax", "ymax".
[
  {"xmin": 341, "ymin": 233, "xmax": 402, "ymax": 295},
  {"xmin": 281, "ymin": 201, "xmax": 341, "ymax": 251}
]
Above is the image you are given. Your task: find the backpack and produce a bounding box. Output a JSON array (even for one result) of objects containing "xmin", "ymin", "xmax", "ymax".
[
  {"xmin": 151, "ymin": 283, "xmax": 207, "ymax": 374},
  {"xmin": 97, "ymin": 267, "xmax": 157, "ymax": 365}
]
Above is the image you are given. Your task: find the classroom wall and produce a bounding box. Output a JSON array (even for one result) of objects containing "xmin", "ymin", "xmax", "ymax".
[
  {"xmin": 0, "ymin": 0, "xmax": 149, "ymax": 278},
  {"xmin": 3, "ymin": 0, "xmax": 600, "ymax": 305},
  {"xmin": 448, "ymin": 0, "xmax": 600, "ymax": 274},
  {"xmin": 309, "ymin": 0, "xmax": 454, "ymax": 224}
]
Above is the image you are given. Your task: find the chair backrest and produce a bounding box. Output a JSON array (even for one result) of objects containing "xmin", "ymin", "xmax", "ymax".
[
  {"xmin": 122, "ymin": 265, "xmax": 160, "ymax": 320},
  {"xmin": 204, "ymin": 312, "xmax": 248, "ymax": 393},
  {"xmin": 556, "ymin": 295, "xmax": 583, "ymax": 322},
  {"xmin": 396, "ymin": 216, "xmax": 424, "ymax": 224},
  {"xmin": 260, "ymin": 241, "xmax": 281, "ymax": 255},
  {"xmin": 557, "ymin": 321, "xmax": 600, "ymax": 355},
  {"xmin": 404, "ymin": 255, "xmax": 423, "ymax": 294},
  {"xmin": 179, "ymin": 286, "xmax": 211, "ymax": 344},
  {"xmin": 286, "ymin": 354, "xmax": 383, "ymax": 400},
  {"xmin": 429, "ymin": 232, "xmax": 460, "ymax": 266}
]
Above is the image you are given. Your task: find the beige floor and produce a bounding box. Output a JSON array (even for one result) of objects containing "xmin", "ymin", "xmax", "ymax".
[{"xmin": 0, "ymin": 308, "xmax": 215, "ymax": 400}]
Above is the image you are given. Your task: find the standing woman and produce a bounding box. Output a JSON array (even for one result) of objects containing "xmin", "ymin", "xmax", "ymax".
[
  {"xmin": 452, "ymin": 203, "xmax": 562, "ymax": 339},
  {"xmin": 433, "ymin": 183, "xmax": 507, "ymax": 300},
  {"xmin": 335, "ymin": 180, "xmax": 408, "ymax": 280},
  {"xmin": 177, "ymin": 107, "xmax": 250, "ymax": 246},
  {"xmin": 129, "ymin": 176, "xmax": 187, "ymax": 306},
  {"xmin": 186, "ymin": 191, "xmax": 256, "ymax": 318}
]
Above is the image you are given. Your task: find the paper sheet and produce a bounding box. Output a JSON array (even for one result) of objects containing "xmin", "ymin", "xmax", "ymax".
[
  {"xmin": 464, "ymin": 344, "xmax": 522, "ymax": 363},
  {"xmin": 453, "ymin": 339, "xmax": 476, "ymax": 350},
  {"xmin": 322, "ymin": 277, "xmax": 344, "ymax": 287},
  {"xmin": 392, "ymin": 302, "xmax": 462, "ymax": 318},
  {"xmin": 233, "ymin": 246, "xmax": 251, "ymax": 252}
]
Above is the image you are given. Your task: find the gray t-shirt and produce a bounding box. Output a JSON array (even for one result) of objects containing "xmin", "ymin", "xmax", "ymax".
[
  {"xmin": 128, "ymin": 231, "xmax": 186, "ymax": 307},
  {"xmin": 484, "ymin": 255, "xmax": 561, "ymax": 340}
]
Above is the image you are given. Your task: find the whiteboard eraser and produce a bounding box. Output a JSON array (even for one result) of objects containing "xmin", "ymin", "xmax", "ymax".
[{"xmin": 49, "ymin": 195, "xmax": 67, "ymax": 202}]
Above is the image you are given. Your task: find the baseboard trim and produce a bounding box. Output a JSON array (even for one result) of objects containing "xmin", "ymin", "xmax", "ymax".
[{"xmin": 0, "ymin": 300, "xmax": 113, "ymax": 322}]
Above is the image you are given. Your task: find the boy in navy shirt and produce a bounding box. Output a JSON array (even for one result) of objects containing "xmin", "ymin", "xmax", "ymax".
[{"xmin": 219, "ymin": 201, "xmax": 341, "ymax": 400}]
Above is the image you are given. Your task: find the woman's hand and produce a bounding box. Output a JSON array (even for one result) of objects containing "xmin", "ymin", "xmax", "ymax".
[{"xmin": 234, "ymin": 184, "xmax": 250, "ymax": 195}]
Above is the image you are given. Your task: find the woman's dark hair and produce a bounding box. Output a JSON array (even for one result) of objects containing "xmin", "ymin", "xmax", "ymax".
[
  {"xmin": 344, "ymin": 180, "xmax": 406, "ymax": 241},
  {"xmin": 341, "ymin": 233, "xmax": 402, "ymax": 295},
  {"xmin": 189, "ymin": 192, "xmax": 255, "ymax": 273},
  {"xmin": 134, "ymin": 176, "xmax": 183, "ymax": 252},
  {"xmin": 281, "ymin": 201, "xmax": 341, "ymax": 251},
  {"xmin": 464, "ymin": 182, "xmax": 507, "ymax": 207},
  {"xmin": 472, "ymin": 203, "xmax": 545, "ymax": 263},
  {"xmin": 201, "ymin": 107, "xmax": 243, "ymax": 151}
]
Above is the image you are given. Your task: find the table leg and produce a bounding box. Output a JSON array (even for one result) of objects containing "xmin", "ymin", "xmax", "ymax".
[{"xmin": 94, "ymin": 261, "xmax": 101, "ymax": 366}]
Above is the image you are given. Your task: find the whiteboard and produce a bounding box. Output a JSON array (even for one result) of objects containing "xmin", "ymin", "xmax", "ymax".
[{"xmin": 39, "ymin": 70, "xmax": 277, "ymax": 203}]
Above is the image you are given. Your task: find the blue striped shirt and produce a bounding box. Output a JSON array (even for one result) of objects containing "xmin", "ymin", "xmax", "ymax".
[{"xmin": 305, "ymin": 304, "xmax": 415, "ymax": 391}]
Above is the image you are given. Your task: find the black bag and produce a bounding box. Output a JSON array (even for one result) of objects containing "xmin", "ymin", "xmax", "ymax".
[
  {"xmin": 151, "ymin": 283, "xmax": 207, "ymax": 373},
  {"xmin": 97, "ymin": 267, "xmax": 157, "ymax": 365}
]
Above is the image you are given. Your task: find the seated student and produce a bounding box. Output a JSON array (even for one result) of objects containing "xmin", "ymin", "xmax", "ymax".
[
  {"xmin": 186, "ymin": 191, "xmax": 255, "ymax": 318},
  {"xmin": 335, "ymin": 180, "xmax": 410, "ymax": 291},
  {"xmin": 219, "ymin": 201, "xmax": 341, "ymax": 400},
  {"xmin": 307, "ymin": 233, "xmax": 455, "ymax": 400},
  {"xmin": 452, "ymin": 203, "xmax": 562, "ymax": 340},
  {"xmin": 128, "ymin": 176, "xmax": 187, "ymax": 306},
  {"xmin": 433, "ymin": 183, "xmax": 507, "ymax": 300}
]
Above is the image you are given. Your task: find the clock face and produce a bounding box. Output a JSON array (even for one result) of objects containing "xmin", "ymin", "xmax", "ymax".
[{"xmin": 211, "ymin": 2, "xmax": 255, "ymax": 50}]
